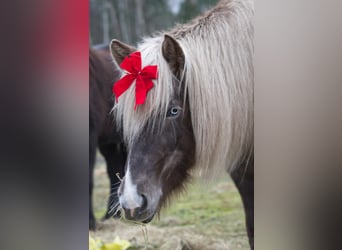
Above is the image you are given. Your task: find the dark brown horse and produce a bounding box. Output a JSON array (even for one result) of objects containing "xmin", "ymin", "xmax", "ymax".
[
  {"xmin": 89, "ymin": 48, "xmax": 126, "ymax": 230},
  {"xmin": 109, "ymin": 0, "xmax": 254, "ymax": 248}
]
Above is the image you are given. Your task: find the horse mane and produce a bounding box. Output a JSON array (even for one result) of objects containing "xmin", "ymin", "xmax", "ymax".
[{"xmin": 114, "ymin": 0, "xmax": 254, "ymax": 174}]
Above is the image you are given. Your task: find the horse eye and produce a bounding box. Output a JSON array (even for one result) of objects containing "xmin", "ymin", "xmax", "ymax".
[{"xmin": 167, "ymin": 106, "xmax": 181, "ymax": 117}]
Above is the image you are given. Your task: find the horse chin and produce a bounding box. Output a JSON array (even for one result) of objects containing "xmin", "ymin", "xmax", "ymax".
[
  {"xmin": 141, "ymin": 213, "xmax": 155, "ymax": 224},
  {"xmin": 137, "ymin": 209, "xmax": 156, "ymax": 224}
]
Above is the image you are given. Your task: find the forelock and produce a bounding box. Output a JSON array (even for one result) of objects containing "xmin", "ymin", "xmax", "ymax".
[{"xmin": 113, "ymin": 36, "xmax": 175, "ymax": 146}]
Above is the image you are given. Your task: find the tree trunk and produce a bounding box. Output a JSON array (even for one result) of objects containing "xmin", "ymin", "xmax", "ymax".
[
  {"xmin": 106, "ymin": 1, "xmax": 122, "ymax": 40},
  {"xmin": 134, "ymin": 0, "xmax": 146, "ymax": 39},
  {"xmin": 117, "ymin": 0, "xmax": 130, "ymax": 43},
  {"xmin": 102, "ymin": 5, "xmax": 109, "ymax": 44}
]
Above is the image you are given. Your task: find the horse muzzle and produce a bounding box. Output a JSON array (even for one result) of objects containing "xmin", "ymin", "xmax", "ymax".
[
  {"xmin": 120, "ymin": 193, "xmax": 154, "ymax": 222},
  {"xmin": 118, "ymin": 166, "xmax": 162, "ymax": 223}
]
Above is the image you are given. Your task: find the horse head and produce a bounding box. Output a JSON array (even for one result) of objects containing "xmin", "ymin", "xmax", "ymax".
[{"xmin": 110, "ymin": 35, "xmax": 196, "ymax": 223}]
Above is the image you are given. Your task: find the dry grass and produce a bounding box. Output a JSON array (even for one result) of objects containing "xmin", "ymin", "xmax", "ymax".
[{"xmin": 91, "ymin": 153, "xmax": 249, "ymax": 250}]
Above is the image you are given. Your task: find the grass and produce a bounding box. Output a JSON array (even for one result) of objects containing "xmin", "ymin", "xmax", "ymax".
[
  {"xmin": 155, "ymin": 178, "xmax": 248, "ymax": 247},
  {"xmin": 92, "ymin": 153, "xmax": 249, "ymax": 249}
]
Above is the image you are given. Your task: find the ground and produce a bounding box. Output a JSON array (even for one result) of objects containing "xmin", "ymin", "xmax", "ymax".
[{"xmin": 90, "ymin": 154, "xmax": 249, "ymax": 250}]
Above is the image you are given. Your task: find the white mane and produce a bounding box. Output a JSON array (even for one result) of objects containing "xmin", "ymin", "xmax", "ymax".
[{"xmin": 114, "ymin": 0, "xmax": 254, "ymax": 174}]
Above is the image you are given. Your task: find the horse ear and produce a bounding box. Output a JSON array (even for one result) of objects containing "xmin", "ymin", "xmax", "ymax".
[
  {"xmin": 162, "ymin": 34, "xmax": 185, "ymax": 75},
  {"xmin": 110, "ymin": 39, "xmax": 136, "ymax": 65}
]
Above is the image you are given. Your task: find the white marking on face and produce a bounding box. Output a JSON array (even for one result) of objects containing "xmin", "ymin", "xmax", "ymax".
[{"xmin": 120, "ymin": 162, "xmax": 143, "ymax": 209}]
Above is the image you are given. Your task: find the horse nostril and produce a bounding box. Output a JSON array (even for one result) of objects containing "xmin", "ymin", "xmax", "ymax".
[{"xmin": 140, "ymin": 194, "xmax": 148, "ymax": 211}]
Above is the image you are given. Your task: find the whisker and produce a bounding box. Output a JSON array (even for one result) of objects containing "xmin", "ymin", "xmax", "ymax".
[
  {"xmin": 113, "ymin": 206, "xmax": 122, "ymax": 217},
  {"xmin": 109, "ymin": 180, "xmax": 121, "ymax": 188},
  {"xmin": 116, "ymin": 172, "xmax": 123, "ymax": 181},
  {"xmin": 108, "ymin": 201, "xmax": 121, "ymax": 215}
]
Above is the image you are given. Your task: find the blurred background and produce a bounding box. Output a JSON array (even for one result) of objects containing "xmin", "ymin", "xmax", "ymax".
[{"xmin": 90, "ymin": 0, "xmax": 219, "ymax": 46}]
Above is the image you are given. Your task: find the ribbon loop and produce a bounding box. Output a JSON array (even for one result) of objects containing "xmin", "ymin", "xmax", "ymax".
[{"xmin": 112, "ymin": 51, "xmax": 158, "ymax": 109}]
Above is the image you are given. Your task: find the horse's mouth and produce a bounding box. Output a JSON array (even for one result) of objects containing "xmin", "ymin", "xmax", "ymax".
[{"xmin": 121, "ymin": 207, "xmax": 156, "ymax": 224}]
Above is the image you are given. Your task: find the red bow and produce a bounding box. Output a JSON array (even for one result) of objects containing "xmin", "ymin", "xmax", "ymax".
[{"xmin": 113, "ymin": 51, "xmax": 158, "ymax": 108}]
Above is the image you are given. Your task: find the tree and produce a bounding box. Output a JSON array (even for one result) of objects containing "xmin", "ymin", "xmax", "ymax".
[{"xmin": 90, "ymin": 0, "xmax": 218, "ymax": 46}]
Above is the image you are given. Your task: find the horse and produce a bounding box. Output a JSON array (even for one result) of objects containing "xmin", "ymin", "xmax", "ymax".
[
  {"xmin": 109, "ymin": 0, "xmax": 254, "ymax": 247},
  {"xmin": 89, "ymin": 48, "xmax": 127, "ymax": 230}
]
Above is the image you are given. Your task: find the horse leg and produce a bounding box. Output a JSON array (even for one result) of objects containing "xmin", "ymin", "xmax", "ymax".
[
  {"xmin": 99, "ymin": 142, "xmax": 126, "ymax": 220},
  {"xmin": 89, "ymin": 132, "xmax": 97, "ymax": 230},
  {"xmin": 230, "ymin": 158, "xmax": 254, "ymax": 249}
]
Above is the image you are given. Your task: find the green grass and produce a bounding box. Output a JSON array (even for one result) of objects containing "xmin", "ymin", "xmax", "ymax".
[{"xmin": 155, "ymin": 179, "xmax": 247, "ymax": 239}]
